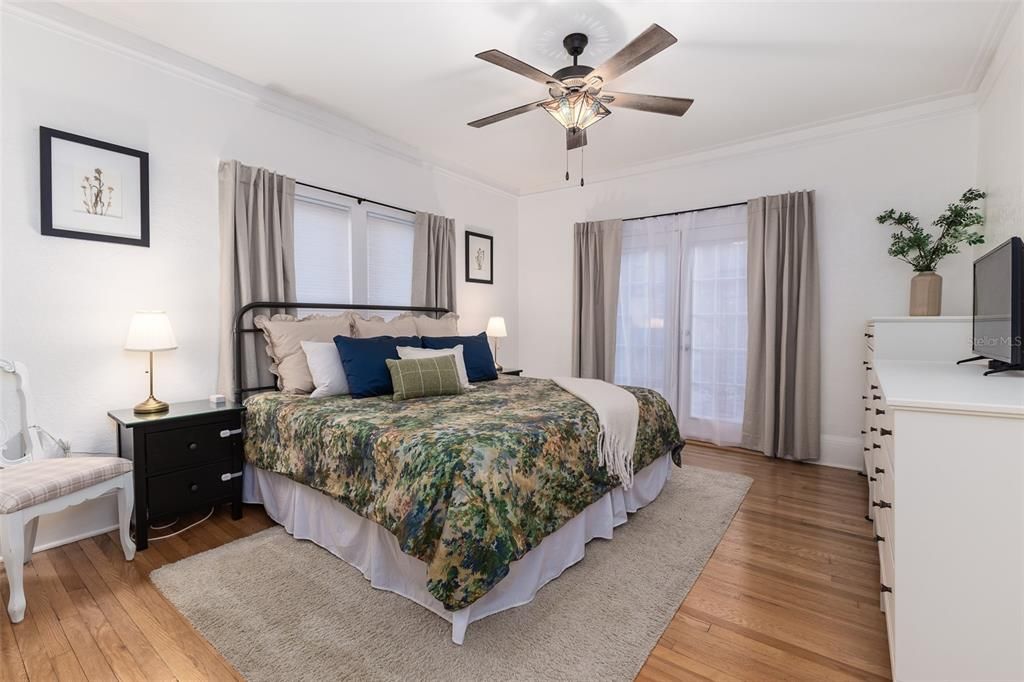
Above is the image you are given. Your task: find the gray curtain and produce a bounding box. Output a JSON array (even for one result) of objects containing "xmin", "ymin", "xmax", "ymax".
[
  {"xmin": 216, "ymin": 160, "xmax": 296, "ymax": 399},
  {"xmin": 742, "ymin": 191, "xmax": 820, "ymax": 461},
  {"xmin": 412, "ymin": 212, "xmax": 457, "ymax": 312},
  {"xmin": 571, "ymin": 220, "xmax": 624, "ymax": 380}
]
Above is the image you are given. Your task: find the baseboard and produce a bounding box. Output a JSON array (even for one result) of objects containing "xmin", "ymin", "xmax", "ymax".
[
  {"xmin": 816, "ymin": 434, "xmax": 864, "ymax": 470},
  {"xmin": 0, "ymin": 491, "xmax": 119, "ymax": 563}
]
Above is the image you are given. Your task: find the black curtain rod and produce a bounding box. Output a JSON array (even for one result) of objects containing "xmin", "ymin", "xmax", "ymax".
[
  {"xmin": 626, "ymin": 200, "xmax": 747, "ymax": 223},
  {"xmin": 295, "ymin": 181, "xmax": 415, "ymax": 215}
]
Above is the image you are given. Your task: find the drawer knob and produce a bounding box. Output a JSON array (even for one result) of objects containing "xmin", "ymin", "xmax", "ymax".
[
  {"xmin": 868, "ymin": 476, "xmax": 877, "ymax": 482},
  {"xmin": 874, "ymin": 534, "xmax": 885, "ymax": 543},
  {"xmin": 872, "ymin": 394, "xmax": 881, "ymax": 400},
  {"xmin": 870, "ymin": 427, "xmax": 878, "ymax": 433},
  {"xmin": 873, "ymin": 500, "xmax": 892, "ymax": 509},
  {"xmin": 870, "ymin": 384, "xmax": 879, "ymax": 390},
  {"xmin": 880, "ymin": 427, "xmax": 892, "ymax": 437},
  {"xmin": 875, "ymin": 409, "xmax": 885, "ymax": 415},
  {"xmin": 874, "ymin": 466, "xmax": 885, "ymax": 474},
  {"xmin": 188, "ymin": 442, "xmax": 198, "ymax": 451},
  {"xmin": 190, "ymin": 483, "xmax": 199, "ymax": 493},
  {"xmin": 880, "ymin": 584, "xmax": 893, "ymax": 594},
  {"xmin": 872, "ymin": 443, "xmax": 881, "ymax": 449}
]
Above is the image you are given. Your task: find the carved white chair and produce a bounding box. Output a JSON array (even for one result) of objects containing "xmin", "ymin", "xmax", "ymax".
[{"xmin": 0, "ymin": 360, "xmax": 135, "ymax": 623}]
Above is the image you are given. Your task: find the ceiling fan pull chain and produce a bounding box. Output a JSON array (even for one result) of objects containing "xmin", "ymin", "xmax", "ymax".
[
  {"xmin": 580, "ymin": 144, "xmax": 585, "ymax": 187},
  {"xmin": 565, "ymin": 145, "xmax": 570, "ymax": 182}
]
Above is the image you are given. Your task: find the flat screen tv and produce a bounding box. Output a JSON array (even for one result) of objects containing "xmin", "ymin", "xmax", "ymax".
[{"xmin": 970, "ymin": 236, "xmax": 1023, "ymax": 374}]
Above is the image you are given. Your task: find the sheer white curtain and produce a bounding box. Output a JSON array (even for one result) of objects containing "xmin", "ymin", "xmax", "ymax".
[
  {"xmin": 614, "ymin": 214, "xmax": 691, "ymax": 414},
  {"xmin": 614, "ymin": 204, "xmax": 748, "ymax": 447}
]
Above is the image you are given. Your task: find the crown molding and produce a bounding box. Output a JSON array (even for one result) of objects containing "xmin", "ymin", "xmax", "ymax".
[
  {"xmin": 519, "ymin": 92, "xmax": 979, "ymax": 196},
  {"xmin": 976, "ymin": 1, "xmax": 1022, "ymax": 106},
  {"xmin": 3, "ymin": 2, "xmax": 520, "ymax": 198}
]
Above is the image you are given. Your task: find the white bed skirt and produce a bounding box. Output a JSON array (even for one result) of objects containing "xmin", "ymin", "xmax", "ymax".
[{"xmin": 242, "ymin": 454, "xmax": 673, "ymax": 644}]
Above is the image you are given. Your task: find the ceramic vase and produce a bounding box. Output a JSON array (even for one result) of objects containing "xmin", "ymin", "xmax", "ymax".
[{"xmin": 909, "ymin": 271, "xmax": 942, "ymax": 316}]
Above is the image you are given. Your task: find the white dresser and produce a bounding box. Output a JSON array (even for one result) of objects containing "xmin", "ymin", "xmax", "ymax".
[{"xmin": 862, "ymin": 317, "xmax": 1024, "ymax": 681}]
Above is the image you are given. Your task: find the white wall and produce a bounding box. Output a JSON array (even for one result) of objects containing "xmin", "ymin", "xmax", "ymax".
[
  {"xmin": 518, "ymin": 105, "xmax": 979, "ymax": 469},
  {"xmin": 978, "ymin": 2, "xmax": 1023, "ymax": 252},
  {"xmin": 2, "ymin": 10, "xmax": 518, "ymax": 455}
]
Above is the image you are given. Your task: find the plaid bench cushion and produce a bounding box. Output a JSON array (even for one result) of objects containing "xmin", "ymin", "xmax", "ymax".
[{"xmin": 0, "ymin": 457, "xmax": 132, "ymax": 514}]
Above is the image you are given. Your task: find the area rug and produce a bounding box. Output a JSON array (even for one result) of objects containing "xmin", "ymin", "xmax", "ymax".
[{"xmin": 151, "ymin": 465, "xmax": 751, "ymax": 682}]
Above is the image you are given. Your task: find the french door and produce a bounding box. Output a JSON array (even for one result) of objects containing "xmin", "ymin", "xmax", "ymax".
[{"xmin": 614, "ymin": 203, "xmax": 747, "ymax": 446}]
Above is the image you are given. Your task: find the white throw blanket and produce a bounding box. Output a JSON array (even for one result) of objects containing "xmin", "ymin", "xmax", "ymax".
[{"xmin": 553, "ymin": 377, "xmax": 640, "ymax": 489}]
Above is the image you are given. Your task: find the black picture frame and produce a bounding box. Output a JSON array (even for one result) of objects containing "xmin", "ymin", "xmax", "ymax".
[
  {"xmin": 40, "ymin": 126, "xmax": 150, "ymax": 247},
  {"xmin": 465, "ymin": 230, "xmax": 493, "ymax": 284}
]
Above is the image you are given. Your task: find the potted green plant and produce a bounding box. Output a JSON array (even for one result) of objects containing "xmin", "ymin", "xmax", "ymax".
[{"xmin": 876, "ymin": 188, "xmax": 987, "ymax": 316}]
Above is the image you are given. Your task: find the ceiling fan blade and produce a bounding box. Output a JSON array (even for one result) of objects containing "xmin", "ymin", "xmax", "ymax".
[
  {"xmin": 602, "ymin": 91, "xmax": 693, "ymax": 116},
  {"xmin": 467, "ymin": 100, "xmax": 551, "ymax": 128},
  {"xmin": 567, "ymin": 128, "xmax": 588, "ymax": 150},
  {"xmin": 476, "ymin": 50, "xmax": 565, "ymax": 89},
  {"xmin": 586, "ymin": 24, "xmax": 677, "ymax": 87}
]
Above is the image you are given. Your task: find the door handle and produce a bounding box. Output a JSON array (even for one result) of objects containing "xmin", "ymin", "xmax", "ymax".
[{"xmin": 220, "ymin": 428, "xmax": 243, "ymax": 438}]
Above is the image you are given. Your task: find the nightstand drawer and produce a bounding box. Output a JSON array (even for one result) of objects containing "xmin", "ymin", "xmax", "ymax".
[
  {"xmin": 148, "ymin": 461, "xmax": 240, "ymax": 518},
  {"xmin": 146, "ymin": 419, "xmax": 240, "ymax": 474}
]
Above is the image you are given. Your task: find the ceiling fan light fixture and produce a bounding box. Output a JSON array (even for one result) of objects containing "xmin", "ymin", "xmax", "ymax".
[{"xmin": 541, "ymin": 92, "xmax": 610, "ymax": 132}]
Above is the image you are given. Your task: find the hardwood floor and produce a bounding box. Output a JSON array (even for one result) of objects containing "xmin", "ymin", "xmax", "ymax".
[{"xmin": 1, "ymin": 443, "xmax": 890, "ymax": 681}]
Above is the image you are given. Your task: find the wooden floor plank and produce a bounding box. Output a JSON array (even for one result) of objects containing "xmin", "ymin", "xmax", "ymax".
[{"xmin": 2, "ymin": 445, "xmax": 890, "ymax": 680}]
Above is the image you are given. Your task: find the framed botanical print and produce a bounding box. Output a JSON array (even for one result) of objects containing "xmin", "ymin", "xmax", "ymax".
[
  {"xmin": 40, "ymin": 127, "xmax": 150, "ymax": 247},
  {"xmin": 465, "ymin": 230, "xmax": 493, "ymax": 284}
]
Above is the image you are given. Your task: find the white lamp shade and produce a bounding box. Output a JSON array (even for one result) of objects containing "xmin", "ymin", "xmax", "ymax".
[
  {"xmin": 486, "ymin": 316, "xmax": 507, "ymax": 338},
  {"xmin": 125, "ymin": 311, "xmax": 178, "ymax": 351}
]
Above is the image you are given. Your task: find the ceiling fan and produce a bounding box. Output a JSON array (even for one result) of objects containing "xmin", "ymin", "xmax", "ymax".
[{"xmin": 468, "ymin": 24, "xmax": 693, "ymax": 154}]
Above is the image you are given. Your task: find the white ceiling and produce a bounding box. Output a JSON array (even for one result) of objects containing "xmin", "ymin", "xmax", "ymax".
[{"xmin": 65, "ymin": 1, "xmax": 1015, "ymax": 194}]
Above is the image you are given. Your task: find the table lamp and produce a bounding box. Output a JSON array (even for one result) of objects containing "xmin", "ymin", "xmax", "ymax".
[
  {"xmin": 486, "ymin": 316, "xmax": 507, "ymax": 371},
  {"xmin": 125, "ymin": 311, "xmax": 177, "ymax": 414}
]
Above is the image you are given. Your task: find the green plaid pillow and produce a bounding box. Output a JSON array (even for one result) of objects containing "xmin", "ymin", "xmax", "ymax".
[{"xmin": 385, "ymin": 355, "xmax": 464, "ymax": 401}]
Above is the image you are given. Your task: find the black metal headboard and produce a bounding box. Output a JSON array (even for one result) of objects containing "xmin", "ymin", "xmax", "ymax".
[{"xmin": 233, "ymin": 302, "xmax": 450, "ymax": 402}]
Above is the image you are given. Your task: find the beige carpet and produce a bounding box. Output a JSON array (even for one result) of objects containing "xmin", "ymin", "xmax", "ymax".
[{"xmin": 151, "ymin": 465, "xmax": 751, "ymax": 682}]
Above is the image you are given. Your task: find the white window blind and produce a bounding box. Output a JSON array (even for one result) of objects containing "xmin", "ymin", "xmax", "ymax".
[
  {"xmin": 366, "ymin": 211, "xmax": 414, "ymax": 306},
  {"xmin": 293, "ymin": 186, "xmax": 415, "ymax": 308},
  {"xmin": 294, "ymin": 197, "xmax": 352, "ymax": 304}
]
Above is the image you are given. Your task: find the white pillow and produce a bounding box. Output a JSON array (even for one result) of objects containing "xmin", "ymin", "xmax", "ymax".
[
  {"xmin": 397, "ymin": 345, "xmax": 472, "ymax": 389},
  {"xmin": 301, "ymin": 341, "xmax": 349, "ymax": 398}
]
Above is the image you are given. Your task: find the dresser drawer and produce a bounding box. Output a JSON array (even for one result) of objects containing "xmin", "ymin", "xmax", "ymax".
[
  {"xmin": 145, "ymin": 418, "xmax": 241, "ymax": 474},
  {"xmin": 147, "ymin": 460, "xmax": 240, "ymax": 519}
]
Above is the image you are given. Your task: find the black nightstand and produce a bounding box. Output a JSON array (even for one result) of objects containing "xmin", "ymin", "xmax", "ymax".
[
  {"xmin": 500, "ymin": 369, "xmax": 523, "ymax": 376},
  {"xmin": 108, "ymin": 400, "xmax": 245, "ymax": 550}
]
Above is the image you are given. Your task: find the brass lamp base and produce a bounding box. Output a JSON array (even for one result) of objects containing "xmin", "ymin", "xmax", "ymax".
[{"xmin": 134, "ymin": 395, "xmax": 169, "ymax": 415}]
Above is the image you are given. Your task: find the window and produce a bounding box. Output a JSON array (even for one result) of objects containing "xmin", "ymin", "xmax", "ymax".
[{"xmin": 293, "ymin": 186, "xmax": 415, "ymax": 309}]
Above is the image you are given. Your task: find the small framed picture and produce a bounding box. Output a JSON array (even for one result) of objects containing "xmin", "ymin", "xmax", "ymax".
[
  {"xmin": 465, "ymin": 230, "xmax": 493, "ymax": 284},
  {"xmin": 40, "ymin": 127, "xmax": 150, "ymax": 247}
]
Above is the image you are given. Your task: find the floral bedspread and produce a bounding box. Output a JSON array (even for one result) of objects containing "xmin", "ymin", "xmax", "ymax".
[{"xmin": 243, "ymin": 375, "xmax": 683, "ymax": 610}]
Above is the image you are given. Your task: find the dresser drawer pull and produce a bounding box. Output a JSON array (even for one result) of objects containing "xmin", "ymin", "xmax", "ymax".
[
  {"xmin": 863, "ymin": 361, "xmax": 869, "ymax": 366},
  {"xmin": 869, "ymin": 476, "xmax": 877, "ymax": 482},
  {"xmin": 864, "ymin": 333, "xmax": 874, "ymax": 339},
  {"xmin": 872, "ymin": 443, "xmax": 881, "ymax": 449},
  {"xmin": 880, "ymin": 427, "xmax": 892, "ymax": 437},
  {"xmin": 872, "ymin": 394, "xmax": 882, "ymax": 401},
  {"xmin": 220, "ymin": 471, "xmax": 243, "ymax": 482},
  {"xmin": 189, "ymin": 483, "xmax": 199, "ymax": 493},
  {"xmin": 862, "ymin": 395, "xmax": 868, "ymax": 400},
  {"xmin": 870, "ymin": 384, "xmax": 879, "ymax": 390},
  {"xmin": 874, "ymin": 534, "xmax": 885, "ymax": 543},
  {"xmin": 870, "ymin": 427, "xmax": 878, "ymax": 432},
  {"xmin": 220, "ymin": 428, "xmax": 243, "ymax": 438},
  {"xmin": 188, "ymin": 442, "xmax": 198, "ymax": 451},
  {"xmin": 880, "ymin": 584, "xmax": 893, "ymax": 594},
  {"xmin": 875, "ymin": 409, "xmax": 885, "ymax": 415},
  {"xmin": 874, "ymin": 466, "xmax": 885, "ymax": 474},
  {"xmin": 860, "ymin": 430, "xmax": 866, "ymax": 435},
  {"xmin": 873, "ymin": 500, "xmax": 892, "ymax": 509},
  {"xmin": 865, "ymin": 366, "xmax": 873, "ymax": 371}
]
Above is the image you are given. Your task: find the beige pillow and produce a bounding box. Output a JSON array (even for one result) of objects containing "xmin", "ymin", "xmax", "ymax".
[
  {"xmin": 254, "ymin": 312, "xmax": 354, "ymax": 393},
  {"xmin": 397, "ymin": 312, "xmax": 460, "ymax": 337},
  {"xmin": 352, "ymin": 314, "xmax": 418, "ymax": 338}
]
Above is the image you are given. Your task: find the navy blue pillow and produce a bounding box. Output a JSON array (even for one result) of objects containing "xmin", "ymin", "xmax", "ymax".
[
  {"xmin": 422, "ymin": 332, "xmax": 498, "ymax": 382},
  {"xmin": 333, "ymin": 335, "xmax": 422, "ymax": 398}
]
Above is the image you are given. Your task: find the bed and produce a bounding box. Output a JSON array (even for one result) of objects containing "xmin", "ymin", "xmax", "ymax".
[{"xmin": 235, "ymin": 302, "xmax": 684, "ymax": 643}]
